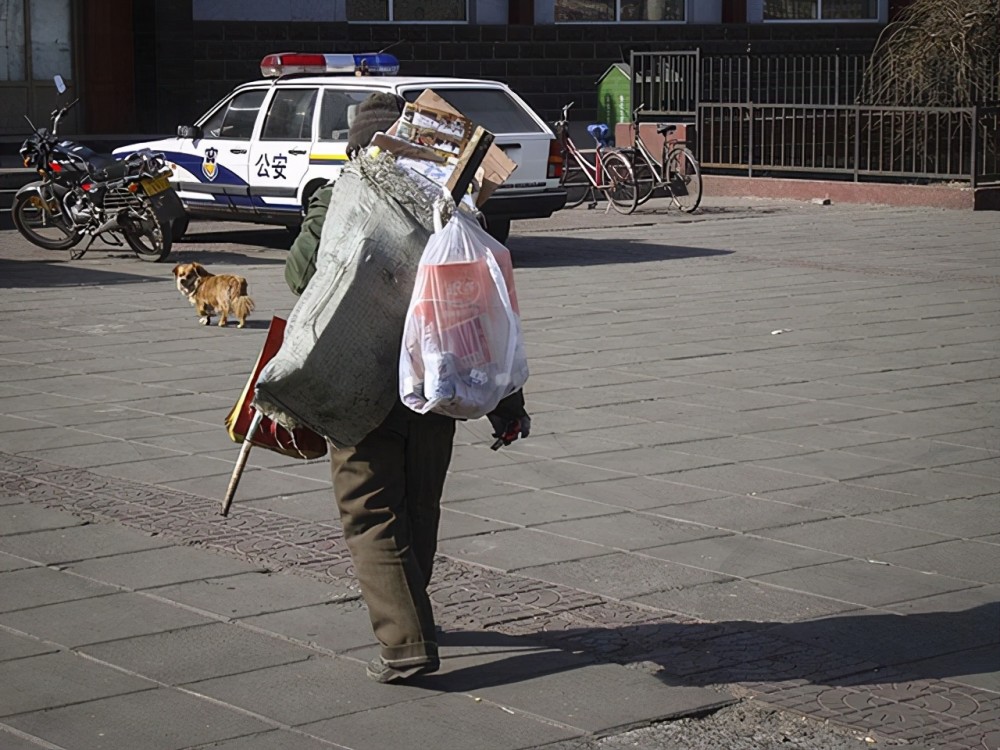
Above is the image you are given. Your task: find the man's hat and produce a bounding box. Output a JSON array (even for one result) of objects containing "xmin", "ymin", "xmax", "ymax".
[{"xmin": 347, "ymin": 92, "xmax": 405, "ymax": 159}]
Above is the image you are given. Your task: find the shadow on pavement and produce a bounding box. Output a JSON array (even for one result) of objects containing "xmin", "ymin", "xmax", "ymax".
[
  {"xmin": 0, "ymin": 257, "xmax": 161, "ymax": 288},
  {"xmin": 509, "ymin": 236, "xmax": 732, "ymax": 267},
  {"xmin": 427, "ymin": 603, "xmax": 997, "ymax": 691},
  {"xmin": 177, "ymin": 225, "xmax": 293, "ymax": 254}
]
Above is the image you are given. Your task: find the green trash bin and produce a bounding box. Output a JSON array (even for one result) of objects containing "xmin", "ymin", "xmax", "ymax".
[{"xmin": 596, "ymin": 63, "xmax": 632, "ymax": 129}]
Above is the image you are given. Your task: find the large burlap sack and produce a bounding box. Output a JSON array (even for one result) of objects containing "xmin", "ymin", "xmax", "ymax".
[{"xmin": 253, "ymin": 156, "xmax": 438, "ymax": 447}]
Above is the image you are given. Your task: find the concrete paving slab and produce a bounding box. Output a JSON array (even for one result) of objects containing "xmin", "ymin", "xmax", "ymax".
[
  {"xmin": 65, "ymin": 545, "xmax": 265, "ymax": 589},
  {"xmin": 0, "ymin": 591, "xmax": 214, "ymax": 648},
  {"xmin": 187, "ymin": 730, "xmax": 336, "ymax": 750},
  {"xmin": 439, "ymin": 509, "xmax": 519, "ymax": 540},
  {"xmin": 448, "ymin": 489, "xmax": 621, "ymax": 526},
  {"xmin": 846, "ymin": 468, "xmax": 1000, "ymax": 501},
  {"xmin": 632, "ymin": 579, "xmax": 860, "ymax": 622},
  {"xmin": 85, "ymin": 453, "xmax": 235, "ymax": 484},
  {"xmin": 0, "ymin": 402, "xmax": 137, "ymax": 427},
  {"xmin": 0, "ymin": 629, "xmax": 58, "ymax": 662},
  {"xmin": 755, "ymin": 451, "xmax": 913, "ymax": 481},
  {"xmin": 0, "ymin": 523, "xmax": 172, "ymax": 565},
  {"xmin": 301, "ymin": 692, "xmax": 584, "ymax": 749},
  {"xmin": 187, "ymin": 656, "xmax": 435, "ymax": 726},
  {"xmin": 241, "ymin": 488, "xmax": 338, "ymax": 521},
  {"xmin": 0, "ymin": 567, "xmax": 118, "ymax": 613},
  {"xmin": 651, "ymin": 463, "xmax": 824, "ymax": 496},
  {"xmin": 879, "ymin": 540, "xmax": 1000, "ymax": 584},
  {"xmin": 68, "ymin": 414, "xmax": 218, "ymax": 440},
  {"xmin": 149, "ymin": 570, "xmax": 356, "ymax": 619},
  {"xmin": 535, "ymin": 512, "xmax": 728, "ymax": 551},
  {"xmin": 0, "ymin": 551, "xmax": 35, "ymax": 571},
  {"xmin": 539, "ymin": 476, "xmax": 728, "ymax": 510},
  {"xmin": 164, "ymin": 466, "xmax": 328, "ymax": 503},
  {"xmin": 451, "ymin": 661, "xmax": 731, "ymax": 735},
  {"xmin": 518, "ymin": 552, "xmax": 731, "ymax": 599},
  {"xmin": 904, "ymin": 647, "xmax": 1000, "ymax": 693},
  {"xmin": 28, "ymin": 440, "xmax": 186, "ymax": 470},
  {"xmin": 642, "ymin": 535, "xmax": 846, "ymax": 577},
  {"xmin": 4, "ymin": 687, "xmax": 272, "ymax": 750},
  {"xmin": 571, "ymin": 446, "xmax": 731, "ymax": 475},
  {"xmin": 0, "ymin": 393, "xmax": 90, "ymax": 415},
  {"xmin": 0, "ymin": 503, "xmax": 86, "ymax": 535},
  {"xmin": 669, "ymin": 436, "xmax": 819, "ymax": 462},
  {"xmin": 80, "ymin": 622, "xmax": 315, "ymax": 685},
  {"xmin": 758, "ymin": 517, "xmax": 951, "ymax": 557},
  {"xmin": 646, "ymin": 494, "xmax": 831, "ymax": 532},
  {"xmin": 860, "ymin": 496, "xmax": 1000, "ymax": 537},
  {"xmin": 457, "ymin": 459, "xmax": 628, "ymax": 491},
  {"xmin": 0, "ymin": 425, "xmax": 109, "ymax": 454},
  {"xmin": 0, "ymin": 651, "xmax": 157, "ymax": 717},
  {"xmin": 438, "ymin": 528, "xmax": 609, "ymax": 572},
  {"xmin": 762, "ymin": 607, "xmax": 997, "ymax": 668},
  {"xmin": 758, "ymin": 482, "xmax": 940, "ymax": 515},
  {"xmin": 755, "ymin": 559, "xmax": 977, "ymax": 607},
  {"xmin": 240, "ymin": 598, "xmax": 377, "ymax": 655}
]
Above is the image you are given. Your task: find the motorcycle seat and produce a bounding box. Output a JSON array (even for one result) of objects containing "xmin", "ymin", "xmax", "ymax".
[{"xmin": 91, "ymin": 157, "xmax": 133, "ymax": 182}]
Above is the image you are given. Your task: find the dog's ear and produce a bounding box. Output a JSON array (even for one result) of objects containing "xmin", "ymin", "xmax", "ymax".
[
  {"xmin": 192, "ymin": 263, "xmax": 210, "ymax": 278},
  {"xmin": 172, "ymin": 264, "xmax": 183, "ymax": 277}
]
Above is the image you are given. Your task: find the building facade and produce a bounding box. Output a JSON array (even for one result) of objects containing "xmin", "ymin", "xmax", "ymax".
[{"xmin": 0, "ymin": 0, "xmax": 909, "ymax": 139}]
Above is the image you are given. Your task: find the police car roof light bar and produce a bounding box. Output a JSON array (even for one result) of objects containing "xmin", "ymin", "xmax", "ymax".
[{"xmin": 260, "ymin": 52, "xmax": 400, "ymax": 78}]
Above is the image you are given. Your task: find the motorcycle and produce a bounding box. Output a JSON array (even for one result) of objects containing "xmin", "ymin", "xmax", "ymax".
[{"xmin": 12, "ymin": 75, "xmax": 184, "ymax": 262}]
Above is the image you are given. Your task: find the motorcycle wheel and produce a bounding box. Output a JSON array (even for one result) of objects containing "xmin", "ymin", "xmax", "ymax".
[
  {"xmin": 12, "ymin": 192, "xmax": 83, "ymax": 250},
  {"xmin": 122, "ymin": 203, "xmax": 172, "ymax": 262}
]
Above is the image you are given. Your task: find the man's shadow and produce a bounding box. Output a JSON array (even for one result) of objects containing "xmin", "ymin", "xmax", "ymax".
[{"xmin": 420, "ymin": 603, "xmax": 998, "ymax": 692}]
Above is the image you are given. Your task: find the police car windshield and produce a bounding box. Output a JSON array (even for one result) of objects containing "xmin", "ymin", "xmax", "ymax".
[{"xmin": 402, "ymin": 89, "xmax": 543, "ymax": 135}]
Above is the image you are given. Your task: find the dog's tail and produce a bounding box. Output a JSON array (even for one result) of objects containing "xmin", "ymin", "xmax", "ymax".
[{"xmin": 232, "ymin": 295, "xmax": 255, "ymax": 320}]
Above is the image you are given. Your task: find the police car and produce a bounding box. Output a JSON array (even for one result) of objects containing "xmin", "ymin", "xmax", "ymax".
[{"xmin": 114, "ymin": 52, "xmax": 566, "ymax": 243}]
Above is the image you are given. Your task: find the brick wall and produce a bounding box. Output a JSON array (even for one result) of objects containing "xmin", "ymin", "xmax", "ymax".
[{"xmin": 158, "ymin": 16, "xmax": 884, "ymax": 133}]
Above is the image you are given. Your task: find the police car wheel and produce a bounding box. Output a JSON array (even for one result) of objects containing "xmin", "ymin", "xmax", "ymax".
[
  {"xmin": 486, "ymin": 217, "xmax": 511, "ymax": 244},
  {"xmin": 169, "ymin": 216, "xmax": 189, "ymax": 243}
]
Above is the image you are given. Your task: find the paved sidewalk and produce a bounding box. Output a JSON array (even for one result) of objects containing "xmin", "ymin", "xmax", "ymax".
[{"xmin": 0, "ymin": 196, "xmax": 997, "ymax": 749}]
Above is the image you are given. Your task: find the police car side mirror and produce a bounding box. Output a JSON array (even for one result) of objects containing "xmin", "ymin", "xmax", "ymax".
[{"xmin": 177, "ymin": 124, "xmax": 202, "ymax": 139}]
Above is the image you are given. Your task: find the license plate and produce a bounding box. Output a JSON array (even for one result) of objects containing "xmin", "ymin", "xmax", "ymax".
[{"xmin": 141, "ymin": 174, "xmax": 171, "ymax": 196}]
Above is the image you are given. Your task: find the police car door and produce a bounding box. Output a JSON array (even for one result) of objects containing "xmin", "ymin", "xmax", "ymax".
[
  {"xmin": 248, "ymin": 87, "xmax": 318, "ymax": 220},
  {"xmin": 189, "ymin": 88, "xmax": 267, "ymax": 217}
]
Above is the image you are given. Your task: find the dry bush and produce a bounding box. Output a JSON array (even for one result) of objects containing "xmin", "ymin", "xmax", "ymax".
[{"xmin": 860, "ymin": 0, "xmax": 1000, "ymax": 107}]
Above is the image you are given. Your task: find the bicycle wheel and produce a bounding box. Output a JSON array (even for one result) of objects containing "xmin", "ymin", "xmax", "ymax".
[
  {"xmin": 628, "ymin": 148, "xmax": 657, "ymax": 205},
  {"xmin": 560, "ymin": 160, "xmax": 592, "ymax": 209},
  {"xmin": 665, "ymin": 147, "xmax": 702, "ymax": 213},
  {"xmin": 600, "ymin": 151, "xmax": 638, "ymax": 215}
]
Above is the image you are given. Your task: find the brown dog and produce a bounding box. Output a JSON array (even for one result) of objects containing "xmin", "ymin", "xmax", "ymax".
[{"xmin": 172, "ymin": 262, "xmax": 255, "ymax": 328}]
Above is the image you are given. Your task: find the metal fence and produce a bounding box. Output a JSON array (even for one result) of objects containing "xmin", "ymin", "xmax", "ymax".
[{"xmin": 630, "ymin": 51, "xmax": 1000, "ymax": 186}]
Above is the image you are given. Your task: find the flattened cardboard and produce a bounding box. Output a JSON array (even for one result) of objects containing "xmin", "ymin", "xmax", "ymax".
[{"xmin": 412, "ymin": 89, "xmax": 517, "ymax": 205}]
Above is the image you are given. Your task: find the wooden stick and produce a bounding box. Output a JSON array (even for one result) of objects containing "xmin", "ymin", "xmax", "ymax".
[{"xmin": 220, "ymin": 409, "xmax": 263, "ymax": 517}]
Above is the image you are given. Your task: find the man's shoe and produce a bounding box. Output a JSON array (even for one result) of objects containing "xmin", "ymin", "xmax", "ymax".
[{"xmin": 366, "ymin": 655, "xmax": 440, "ymax": 684}]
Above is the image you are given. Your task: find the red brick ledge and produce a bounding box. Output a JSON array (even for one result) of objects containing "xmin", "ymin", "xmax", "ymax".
[{"xmin": 704, "ymin": 174, "xmax": 1000, "ymax": 211}]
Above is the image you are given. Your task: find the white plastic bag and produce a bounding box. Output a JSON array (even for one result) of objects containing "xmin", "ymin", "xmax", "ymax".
[{"xmin": 400, "ymin": 208, "xmax": 528, "ymax": 419}]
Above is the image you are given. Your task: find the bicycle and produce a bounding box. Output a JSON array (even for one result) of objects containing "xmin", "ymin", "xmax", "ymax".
[
  {"xmin": 624, "ymin": 104, "xmax": 702, "ymax": 212},
  {"xmin": 554, "ymin": 102, "xmax": 638, "ymax": 215}
]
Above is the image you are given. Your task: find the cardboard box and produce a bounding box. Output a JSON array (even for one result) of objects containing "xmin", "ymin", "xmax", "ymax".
[
  {"xmin": 397, "ymin": 101, "xmax": 472, "ymax": 161},
  {"xmin": 410, "ymin": 89, "xmax": 517, "ymax": 206}
]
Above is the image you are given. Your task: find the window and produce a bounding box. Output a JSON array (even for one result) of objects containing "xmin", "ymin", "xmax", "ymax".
[
  {"xmin": 556, "ymin": 0, "xmax": 684, "ymax": 22},
  {"xmin": 29, "ymin": 0, "xmax": 70, "ymax": 79},
  {"xmin": 401, "ymin": 88, "xmax": 544, "ymax": 134},
  {"xmin": 0, "ymin": 0, "xmax": 26, "ymax": 80},
  {"xmin": 346, "ymin": 0, "xmax": 466, "ymax": 22},
  {"xmin": 764, "ymin": 0, "xmax": 877, "ymax": 19},
  {"xmin": 261, "ymin": 88, "xmax": 317, "ymax": 141},
  {"xmin": 200, "ymin": 89, "xmax": 266, "ymax": 140},
  {"xmin": 318, "ymin": 89, "xmax": 380, "ymax": 141}
]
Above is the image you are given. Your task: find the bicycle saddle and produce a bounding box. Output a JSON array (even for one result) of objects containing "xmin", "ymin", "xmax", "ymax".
[
  {"xmin": 586, "ymin": 123, "xmax": 612, "ymax": 147},
  {"xmin": 656, "ymin": 124, "xmax": 678, "ymax": 135}
]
